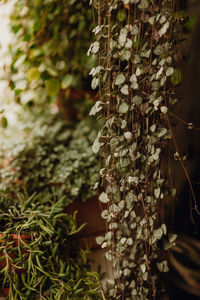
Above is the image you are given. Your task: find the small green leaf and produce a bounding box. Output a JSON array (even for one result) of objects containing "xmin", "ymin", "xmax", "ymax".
[
  {"xmin": 157, "ymin": 260, "xmax": 169, "ymax": 272},
  {"xmin": 96, "ymin": 236, "xmax": 104, "ymax": 245},
  {"xmin": 119, "ymin": 102, "xmax": 129, "ymax": 114},
  {"xmin": 1, "ymin": 116, "xmax": 8, "ymax": 128},
  {"xmin": 91, "ymin": 77, "xmax": 99, "ymax": 89},
  {"xmin": 157, "ymin": 128, "xmax": 168, "ymax": 138},
  {"xmin": 27, "ymin": 67, "xmax": 40, "ymax": 82},
  {"xmin": 61, "ymin": 74, "xmax": 74, "ymax": 89},
  {"xmin": 120, "ymin": 85, "xmax": 129, "ymax": 95},
  {"xmin": 121, "ymin": 120, "xmax": 127, "ymax": 129},
  {"xmin": 160, "ymin": 106, "xmax": 168, "ymax": 114},
  {"xmin": 140, "ymin": 264, "xmax": 146, "ymax": 273},
  {"xmin": 133, "ymin": 54, "xmax": 141, "ymax": 64},
  {"xmin": 117, "ymin": 10, "xmax": 126, "ymax": 22},
  {"xmin": 118, "ymin": 28, "xmax": 128, "ymax": 47},
  {"xmin": 184, "ymin": 15, "xmax": 197, "ymax": 31},
  {"xmin": 45, "ymin": 78, "xmax": 60, "ymax": 96},
  {"xmin": 34, "ymin": 0, "xmax": 42, "ymax": 6},
  {"xmin": 125, "ymin": 38, "xmax": 133, "ymax": 49},
  {"xmin": 169, "ymin": 233, "xmax": 177, "ymax": 243},
  {"xmin": 115, "ymin": 73, "xmax": 126, "ymax": 86},
  {"xmin": 132, "ymin": 95, "xmax": 142, "ymax": 106},
  {"xmin": 89, "ymin": 101, "xmax": 102, "ymax": 116},
  {"xmin": 158, "ymin": 21, "xmax": 170, "ymax": 37},
  {"xmin": 121, "ymin": 49, "xmax": 131, "ymax": 61},
  {"xmin": 38, "ymin": 223, "xmax": 54, "ymax": 235},
  {"xmin": 92, "ymin": 41, "xmax": 99, "ymax": 54},
  {"xmin": 166, "ymin": 67, "xmax": 174, "ymax": 77},
  {"xmin": 154, "ymin": 45, "xmax": 164, "ymax": 56},
  {"xmin": 99, "ymin": 192, "xmax": 109, "ymax": 203},
  {"xmin": 150, "ymin": 124, "xmax": 156, "ymax": 132},
  {"xmin": 92, "ymin": 138, "xmax": 101, "ymax": 153},
  {"xmin": 138, "ymin": 0, "xmax": 149, "ymax": 9},
  {"xmin": 124, "ymin": 131, "xmax": 132, "ymax": 140},
  {"xmin": 161, "ymin": 224, "xmax": 167, "ymax": 235},
  {"xmin": 101, "ymin": 210, "xmax": 109, "ymax": 219},
  {"xmin": 171, "ymin": 69, "xmax": 182, "ymax": 85},
  {"xmin": 154, "ymin": 187, "xmax": 160, "ymax": 199},
  {"xmin": 152, "ymin": 227, "xmax": 163, "ymax": 243}
]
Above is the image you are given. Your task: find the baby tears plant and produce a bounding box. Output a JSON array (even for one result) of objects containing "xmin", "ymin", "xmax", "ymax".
[{"xmin": 89, "ymin": 0, "xmax": 183, "ymax": 298}]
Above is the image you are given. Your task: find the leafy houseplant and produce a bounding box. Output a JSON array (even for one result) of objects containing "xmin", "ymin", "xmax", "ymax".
[
  {"xmin": 8, "ymin": 0, "xmax": 95, "ymax": 111},
  {"xmin": 0, "ymin": 193, "xmax": 102, "ymax": 299},
  {"xmin": 0, "ymin": 0, "xmax": 198, "ymax": 299},
  {"xmin": 0, "ymin": 115, "xmax": 106, "ymax": 299},
  {"xmin": 0, "ymin": 115, "xmax": 99, "ymax": 204}
]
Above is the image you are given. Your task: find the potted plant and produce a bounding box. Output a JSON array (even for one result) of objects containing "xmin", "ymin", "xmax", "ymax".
[
  {"xmin": 0, "ymin": 113, "xmax": 107, "ymax": 246},
  {"xmin": 0, "ymin": 193, "xmax": 102, "ymax": 299}
]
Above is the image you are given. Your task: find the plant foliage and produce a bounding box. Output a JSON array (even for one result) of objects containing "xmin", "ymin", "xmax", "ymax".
[
  {"xmin": 89, "ymin": 0, "xmax": 183, "ymax": 298},
  {"xmin": 0, "ymin": 194, "xmax": 101, "ymax": 299},
  {"xmin": 8, "ymin": 0, "xmax": 94, "ymax": 107},
  {"xmin": 0, "ymin": 115, "xmax": 99, "ymax": 204}
]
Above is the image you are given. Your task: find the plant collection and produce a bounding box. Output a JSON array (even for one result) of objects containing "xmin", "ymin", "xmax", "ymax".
[
  {"xmin": 0, "ymin": 0, "xmax": 103, "ymax": 299},
  {"xmin": 0, "ymin": 0, "xmax": 197, "ymax": 299},
  {"xmin": 8, "ymin": 0, "xmax": 95, "ymax": 107},
  {"xmin": 0, "ymin": 194, "xmax": 101, "ymax": 299}
]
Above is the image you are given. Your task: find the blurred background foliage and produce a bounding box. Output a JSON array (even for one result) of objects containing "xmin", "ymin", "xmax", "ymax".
[
  {"xmin": 0, "ymin": 0, "xmax": 99, "ymax": 204},
  {"xmin": 0, "ymin": 116, "xmax": 99, "ymax": 206},
  {"xmin": 8, "ymin": 0, "xmax": 95, "ymax": 109}
]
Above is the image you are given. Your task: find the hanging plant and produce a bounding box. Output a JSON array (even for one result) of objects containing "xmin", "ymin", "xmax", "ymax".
[{"xmin": 89, "ymin": 0, "xmax": 183, "ymax": 298}]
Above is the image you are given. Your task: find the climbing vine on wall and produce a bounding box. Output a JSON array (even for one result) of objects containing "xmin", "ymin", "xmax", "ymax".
[{"xmin": 89, "ymin": 0, "xmax": 180, "ymax": 299}]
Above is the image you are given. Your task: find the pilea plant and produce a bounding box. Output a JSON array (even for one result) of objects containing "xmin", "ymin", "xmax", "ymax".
[
  {"xmin": 89, "ymin": 0, "xmax": 183, "ymax": 299},
  {"xmin": 0, "ymin": 193, "xmax": 102, "ymax": 299}
]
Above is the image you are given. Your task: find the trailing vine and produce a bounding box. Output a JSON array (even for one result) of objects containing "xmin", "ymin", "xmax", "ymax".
[{"xmin": 89, "ymin": 0, "xmax": 181, "ymax": 298}]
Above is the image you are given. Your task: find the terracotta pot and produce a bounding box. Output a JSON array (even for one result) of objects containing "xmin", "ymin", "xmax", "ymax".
[
  {"xmin": 0, "ymin": 233, "xmax": 30, "ymax": 273},
  {"xmin": 0, "ymin": 234, "xmax": 31, "ymax": 297},
  {"xmin": 56, "ymin": 88, "xmax": 96, "ymax": 121},
  {"xmin": 65, "ymin": 196, "xmax": 106, "ymax": 249},
  {"xmin": 2, "ymin": 287, "xmax": 9, "ymax": 297}
]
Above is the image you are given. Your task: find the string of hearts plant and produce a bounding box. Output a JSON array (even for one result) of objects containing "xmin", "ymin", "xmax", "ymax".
[{"xmin": 89, "ymin": 0, "xmax": 183, "ymax": 299}]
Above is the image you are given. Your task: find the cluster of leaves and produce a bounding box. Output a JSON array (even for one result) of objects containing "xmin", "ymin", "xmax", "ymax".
[
  {"xmin": 0, "ymin": 1, "xmax": 104, "ymax": 298},
  {"xmin": 0, "ymin": 194, "xmax": 102, "ymax": 299},
  {"xmin": 0, "ymin": 114, "xmax": 99, "ymax": 204},
  {"xmin": 89, "ymin": 0, "xmax": 182, "ymax": 299},
  {"xmin": 7, "ymin": 0, "xmax": 94, "ymax": 108}
]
